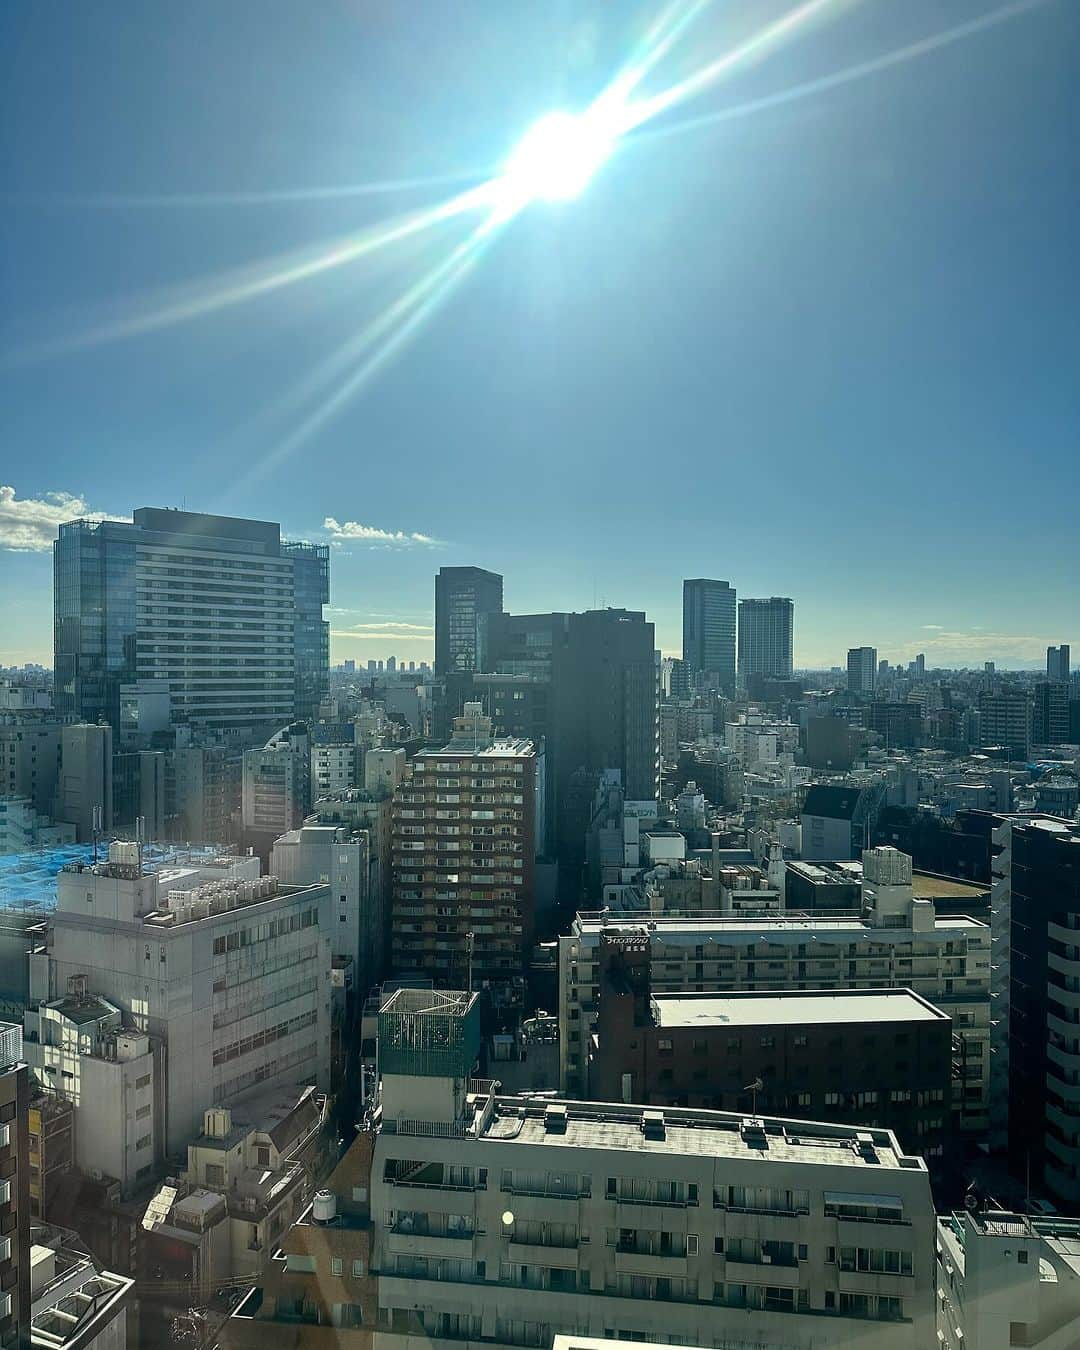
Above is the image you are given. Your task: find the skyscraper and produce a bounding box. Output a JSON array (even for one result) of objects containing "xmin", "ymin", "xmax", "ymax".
[
  {"xmin": 0, "ymin": 1023, "xmax": 30, "ymax": 1348},
  {"xmin": 1047, "ymin": 644, "xmax": 1071, "ymax": 683},
  {"xmin": 737, "ymin": 596, "xmax": 794, "ymax": 680},
  {"xmin": 475, "ymin": 606, "xmax": 659, "ymax": 860},
  {"xmin": 54, "ymin": 508, "xmax": 329, "ymax": 735},
  {"xmin": 846, "ymin": 645, "xmax": 877, "ymax": 694},
  {"xmin": 681, "ymin": 578, "xmax": 736, "ymax": 691},
  {"xmin": 434, "ymin": 566, "xmax": 504, "ymax": 676}
]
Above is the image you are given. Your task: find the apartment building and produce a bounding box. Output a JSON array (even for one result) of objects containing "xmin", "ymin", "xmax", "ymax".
[
  {"xmin": 560, "ymin": 848, "xmax": 991, "ymax": 1136},
  {"xmin": 42, "ymin": 842, "xmax": 332, "ymax": 1155},
  {"xmin": 937, "ymin": 1207, "xmax": 1080, "ymax": 1350},
  {"xmin": 390, "ymin": 708, "xmax": 537, "ymax": 988},
  {"xmin": 364, "ymin": 990, "xmax": 936, "ymax": 1350}
]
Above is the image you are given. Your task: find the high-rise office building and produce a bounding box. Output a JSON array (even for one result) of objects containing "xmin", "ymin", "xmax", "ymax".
[
  {"xmin": 434, "ymin": 567, "xmax": 504, "ymax": 676},
  {"xmin": 54, "ymin": 508, "xmax": 328, "ymax": 734},
  {"xmin": 737, "ymin": 596, "xmax": 794, "ymax": 680},
  {"xmin": 485, "ymin": 608, "xmax": 659, "ymax": 860},
  {"xmin": 846, "ymin": 645, "xmax": 877, "ymax": 694},
  {"xmin": 999, "ymin": 816, "xmax": 1080, "ymax": 1207},
  {"xmin": 681, "ymin": 578, "xmax": 736, "ymax": 691},
  {"xmin": 1047, "ymin": 644, "xmax": 1071, "ymax": 683},
  {"xmin": 286, "ymin": 540, "xmax": 331, "ymax": 723},
  {"xmin": 1033, "ymin": 682, "xmax": 1070, "ymax": 746}
]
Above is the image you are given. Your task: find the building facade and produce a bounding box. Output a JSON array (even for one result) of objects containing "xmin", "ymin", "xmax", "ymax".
[
  {"xmin": 54, "ymin": 508, "xmax": 328, "ymax": 734},
  {"xmin": 390, "ymin": 712, "xmax": 536, "ymax": 989},
  {"xmin": 681, "ymin": 579, "xmax": 736, "ymax": 692},
  {"xmin": 846, "ymin": 646, "xmax": 877, "ymax": 695},
  {"xmin": 561, "ymin": 848, "xmax": 991, "ymax": 1136},
  {"xmin": 737, "ymin": 597, "xmax": 794, "ymax": 681},
  {"xmin": 43, "ymin": 843, "xmax": 332, "ymax": 1155},
  {"xmin": 364, "ymin": 991, "xmax": 936, "ymax": 1350},
  {"xmin": 1047, "ymin": 644, "xmax": 1071, "ymax": 684},
  {"xmin": 591, "ymin": 978, "xmax": 953, "ymax": 1163},
  {"xmin": 0, "ymin": 1023, "xmax": 30, "ymax": 1350},
  {"xmin": 434, "ymin": 567, "xmax": 504, "ymax": 677}
]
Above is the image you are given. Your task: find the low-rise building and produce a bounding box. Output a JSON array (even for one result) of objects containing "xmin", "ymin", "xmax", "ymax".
[
  {"xmin": 142, "ymin": 1088, "xmax": 326, "ymax": 1303},
  {"xmin": 42, "ymin": 841, "xmax": 332, "ymax": 1155},
  {"xmin": 24, "ymin": 980, "xmax": 157, "ymax": 1195},
  {"xmin": 591, "ymin": 975, "xmax": 953, "ymax": 1163},
  {"xmin": 936, "ymin": 1207, "xmax": 1080, "ymax": 1350},
  {"xmin": 28, "ymin": 1226, "xmax": 132, "ymax": 1350},
  {"xmin": 560, "ymin": 848, "xmax": 991, "ymax": 1139}
]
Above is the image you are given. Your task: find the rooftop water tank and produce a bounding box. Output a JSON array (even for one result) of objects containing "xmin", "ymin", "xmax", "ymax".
[{"xmin": 313, "ymin": 1190, "xmax": 337, "ymax": 1223}]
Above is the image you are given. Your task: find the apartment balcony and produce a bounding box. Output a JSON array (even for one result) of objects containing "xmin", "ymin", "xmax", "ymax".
[
  {"xmin": 509, "ymin": 1241, "xmax": 579, "ymax": 1270},
  {"xmin": 386, "ymin": 1231, "xmax": 476, "ymax": 1260},
  {"xmin": 614, "ymin": 1248, "xmax": 688, "ymax": 1278},
  {"xmin": 722, "ymin": 1257, "xmax": 800, "ymax": 1288}
]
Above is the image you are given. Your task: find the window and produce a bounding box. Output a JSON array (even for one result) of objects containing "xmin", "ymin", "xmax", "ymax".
[
  {"xmin": 687, "ymin": 1234, "xmax": 698, "ymax": 1256},
  {"xmin": 1018, "ymin": 1250, "xmax": 1029, "ymax": 1265},
  {"xmin": 332, "ymin": 1257, "xmax": 343, "ymax": 1276},
  {"xmin": 352, "ymin": 1258, "xmax": 365, "ymax": 1277}
]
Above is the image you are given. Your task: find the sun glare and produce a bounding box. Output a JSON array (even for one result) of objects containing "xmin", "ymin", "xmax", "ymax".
[{"xmin": 495, "ymin": 108, "xmax": 621, "ymax": 213}]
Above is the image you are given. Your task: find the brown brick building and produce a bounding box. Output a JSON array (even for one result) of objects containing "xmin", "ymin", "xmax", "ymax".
[{"xmin": 589, "ymin": 934, "xmax": 953, "ymax": 1162}]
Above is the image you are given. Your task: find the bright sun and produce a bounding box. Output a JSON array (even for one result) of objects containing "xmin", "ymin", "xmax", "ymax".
[{"xmin": 496, "ymin": 109, "xmax": 620, "ymax": 211}]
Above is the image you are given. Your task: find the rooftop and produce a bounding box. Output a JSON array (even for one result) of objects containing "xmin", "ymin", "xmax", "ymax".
[
  {"xmin": 574, "ymin": 911, "xmax": 987, "ymax": 937},
  {"xmin": 651, "ymin": 988, "xmax": 947, "ymax": 1029},
  {"xmin": 477, "ymin": 1094, "xmax": 925, "ymax": 1174},
  {"xmin": 0, "ymin": 840, "xmax": 228, "ymax": 913}
]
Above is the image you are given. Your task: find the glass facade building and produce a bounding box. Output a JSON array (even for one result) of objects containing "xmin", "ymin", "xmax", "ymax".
[
  {"xmin": 54, "ymin": 508, "xmax": 329, "ymax": 735},
  {"xmin": 682, "ymin": 578, "xmax": 736, "ymax": 692},
  {"xmin": 434, "ymin": 567, "xmax": 504, "ymax": 676}
]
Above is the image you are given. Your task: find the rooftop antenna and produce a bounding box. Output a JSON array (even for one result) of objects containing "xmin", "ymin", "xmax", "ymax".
[
  {"xmin": 744, "ymin": 1077, "xmax": 764, "ymax": 1117},
  {"xmin": 91, "ymin": 804, "xmax": 102, "ymax": 864},
  {"xmin": 466, "ymin": 931, "xmax": 474, "ymax": 994}
]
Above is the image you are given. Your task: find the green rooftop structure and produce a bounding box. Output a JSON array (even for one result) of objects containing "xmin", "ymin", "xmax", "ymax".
[{"xmin": 377, "ymin": 988, "xmax": 480, "ymax": 1080}]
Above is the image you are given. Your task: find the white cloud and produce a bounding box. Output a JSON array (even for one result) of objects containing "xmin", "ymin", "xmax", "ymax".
[
  {"xmin": 921, "ymin": 624, "xmax": 944, "ymax": 631},
  {"xmin": 324, "ymin": 517, "xmax": 441, "ymax": 548},
  {"xmin": 0, "ymin": 486, "xmax": 127, "ymax": 552}
]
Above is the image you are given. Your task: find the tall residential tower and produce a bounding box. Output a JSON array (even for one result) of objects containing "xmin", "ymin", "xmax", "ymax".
[{"xmin": 737, "ymin": 596, "xmax": 794, "ymax": 681}]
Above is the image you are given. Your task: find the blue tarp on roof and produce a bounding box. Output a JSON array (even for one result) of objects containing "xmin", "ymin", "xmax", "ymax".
[{"xmin": 0, "ymin": 841, "xmax": 224, "ymax": 913}]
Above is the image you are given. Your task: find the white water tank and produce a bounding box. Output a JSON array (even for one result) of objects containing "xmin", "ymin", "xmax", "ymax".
[{"xmin": 313, "ymin": 1190, "xmax": 337, "ymax": 1223}]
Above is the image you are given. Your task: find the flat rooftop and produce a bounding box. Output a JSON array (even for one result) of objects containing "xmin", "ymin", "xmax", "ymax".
[
  {"xmin": 912, "ymin": 872, "xmax": 988, "ymax": 900},
  {"xmin": 651, "ymin": 989, "xmax": 946, "ymax": 1029},
  {"xmin": 0, "ymin": 841, "xmax": 227, "ymax": 913},
  {"xmin": 575, "ymin": 913, "xmax": 987, "ymax": 937},
  {"xmin": 478, "ymin": 1095, "xmax": 924, "ymax": 1174}
]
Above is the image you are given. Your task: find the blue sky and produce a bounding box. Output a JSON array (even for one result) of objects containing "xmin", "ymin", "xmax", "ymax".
[{"xmin": 2, "ymin": 0, "xmax": 1077, "ymax": 669}]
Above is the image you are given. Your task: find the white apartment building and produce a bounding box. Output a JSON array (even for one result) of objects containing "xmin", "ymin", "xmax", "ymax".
[
  {"xmin": 39, "ymin": 841, "xmax": 332, "ymax": 1154},
  {"xmin": 0, "ymin": 796, "xmax": 74, "ymax": 853},
  {"xmin": 561, "ymin": 848, "xmax": 990, "ymax": 1136},
  {"xmin": 24, "ymin": 979, "xmax": 157, "ymax": 1194},
  {"xmin": 368, "ymin": 990, "xmax": 936, "ymax": 1350},
  {"xmin": 312, "ymin": 742, "xmax": 357, "ymax": 796},
  {"xmin": 271, "ymin": 822, "xmax": 383, "ymax": 993},
  {"xmin": 937, "ymin": 1208, "xmax": 1080, "ymax": 1350}
]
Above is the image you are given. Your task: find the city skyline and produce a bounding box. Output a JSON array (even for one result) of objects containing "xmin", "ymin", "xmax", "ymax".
[
  {"xmin": 2, "ymin": 1, "xmax": 1079, "ymax": 671},
  {"xmin": 3, "ymin": 502, "xmax": 1075, "ymax": 672}
]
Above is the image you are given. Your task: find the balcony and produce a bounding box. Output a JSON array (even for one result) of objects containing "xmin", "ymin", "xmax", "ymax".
[
  {"xmin": 386, "ymin": 1231, "xmax": 475, "ymax": 1259},
  {"xmin": 509, "ymin": 1240, "xmax": 579, "ymax": 1270},
  {"xmin": 614, "ymin": 1247, "xmax": 688, "ymax": 1278}
]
